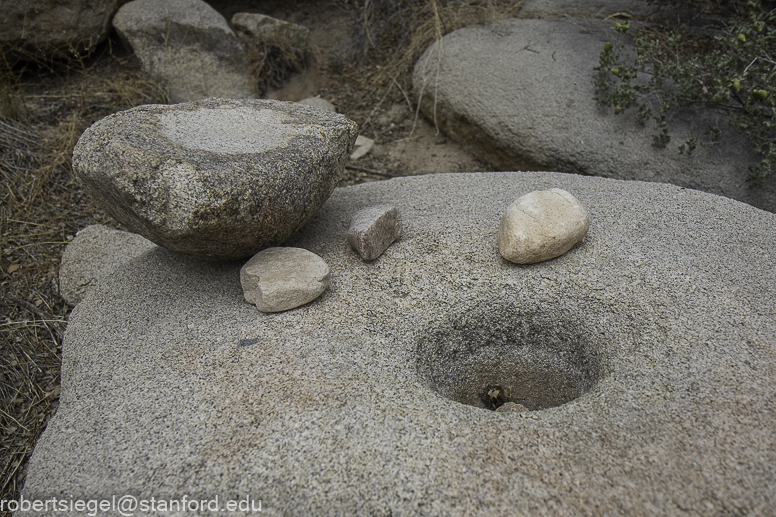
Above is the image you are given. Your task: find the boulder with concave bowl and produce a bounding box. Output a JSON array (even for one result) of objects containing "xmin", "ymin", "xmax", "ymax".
[
  {"xmin": 72, "ymin": 98, "xmax": 358, "ymax": 261},
  {"xmin": 26, "ymin": 171, "xmax": 776, "ymax": 515}
]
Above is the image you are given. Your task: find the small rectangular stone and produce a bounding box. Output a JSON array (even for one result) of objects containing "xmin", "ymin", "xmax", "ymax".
[{"xmin": 347, "ymin": 205, "xmax": 401, "ymax": 260}]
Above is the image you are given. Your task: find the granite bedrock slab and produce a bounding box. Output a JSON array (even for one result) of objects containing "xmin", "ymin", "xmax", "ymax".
[{"xmin": 25, "ymin": 172, "xmax": 776, "ymax": 515}]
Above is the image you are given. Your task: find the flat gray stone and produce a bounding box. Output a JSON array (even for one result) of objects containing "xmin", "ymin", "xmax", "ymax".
[
  {"xmin": 59, "ymin": 225, "xmax": 156, "ymax": 306},
  {"xmin": 499, "ymin": 188, "xmax": 590, "ymax": 264},
  {"xmin": 412, "ymin": 18, "xmax": 776, "ymax": 212},
  {"xmin": 348, "ymin": 204, "xmax": 401, "ymax": 260},
  {"xmin": 113, "ymin": 0, "xmax": 254, "ymax": 102},
  {"xmin": 25, "ymin": 172, "xmax": 776, "ymax": 515},
  {"xmin": 72, "ymin": 98, "xmax": 359, "ymax": 262},
  {"xmin": 241, "ymin": 247, "xmax": 330, "ymax": 313},
  {"xmin": 349, "ymin": 135, "xmax": 375, "ymax": 161}
]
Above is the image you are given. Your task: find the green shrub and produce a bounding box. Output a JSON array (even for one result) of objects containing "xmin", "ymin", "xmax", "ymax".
[{"xmin": 593, "ymin": 1, "xmax": 776, "ymax": 186}]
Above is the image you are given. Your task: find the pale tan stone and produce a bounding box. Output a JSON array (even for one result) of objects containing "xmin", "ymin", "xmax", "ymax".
[
  {"xmin": 498, "ymin": 188, "xmax": 589, "ymax": 264},
  {"xmin": 240, "ymin": 247, "xmax": 330, "ymax": 313}
]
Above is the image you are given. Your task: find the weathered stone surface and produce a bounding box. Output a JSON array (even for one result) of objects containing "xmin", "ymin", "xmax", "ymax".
[
  {"xmin": 0, "ymin": 0, "xmax": 126, "ymax": 60},
  {"xmin": 499, "ymin": 188, "xmax": 590, "ymax": 264},
  {"xmin": 241, "ymin": 247, "xmax": 330, "ymax": 313},
  {"xmin": 231, "ymin": 12, "xmax": 310, "ymax": 49},
  {"xmin": 59, "ymin": 225, "xmax": 155, "ymax": 306},
  {"xmin": 412, "ymin": 18, "xmax": 776, "ymax": 212},
  {"xmin": 72, "ymin": 98, "xmax": 359, "ymax": 262},
  {"xmin": 113, "ymin": 0, "xmax": 254, "ymax": 102},
  {"xmin": 24, "ymin": 172, "xmax": 776, "ymax": 515},
  {"xmin": 348, "ymin": 204, "xmax": 401, "ymax": 260},
  {"xmin": 298, "ymin": 97, "xmax": 336, "ymax": 113}
]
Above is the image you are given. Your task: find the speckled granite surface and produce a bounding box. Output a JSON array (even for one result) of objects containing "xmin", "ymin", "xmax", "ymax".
[{"xmin": 26, "ymin": 172, "xmax": 776, "ymax": 515}]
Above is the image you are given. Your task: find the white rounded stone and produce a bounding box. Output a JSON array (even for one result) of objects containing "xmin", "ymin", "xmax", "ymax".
[
  {"xmin": 498, "ymin": 188, "xmax": 589, "ymax": 264},
  {"xmin": 240, "ymin": 247, "xmax": 330, "ymax": 313}
]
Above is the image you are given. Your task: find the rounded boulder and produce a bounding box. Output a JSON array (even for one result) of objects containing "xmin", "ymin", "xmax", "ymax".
[{"xmin": 72, "ymin": 98, "xmax": 358, "ymax": 261}]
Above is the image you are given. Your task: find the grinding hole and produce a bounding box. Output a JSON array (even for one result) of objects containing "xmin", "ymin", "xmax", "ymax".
[{"xmin": 416, "ymin": 302, "xmax": 605, "ymax": 412}]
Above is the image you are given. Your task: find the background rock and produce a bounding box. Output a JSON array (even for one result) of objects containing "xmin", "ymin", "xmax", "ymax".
[
  {"xmin": 0, "ymin": 0, "xmax": 127, "ymax": 60},
  {"xmin": 59, "ymin": 225, "xmax": 155, "ymax": 306},
  {"xmin": 231, "ymin": 12, "xmax": 310, "ymax": 50},
  {"xmin": 298, "ymin": 97, "xmax": 336, "ymax": 112},
  {"xmin": 24, "ymin": 172, "xmax": 776, "ymax": 515},
  {"xmin": 412, "ymin": 18, "xmax": 776, "ymax": 212},
  {"xmin": 72, "ymin": 98, "xmax": 359, "ymax": 262},
  {"xmin": 113, "ymin": 0, "xmax": 254, "ymax": 102}
]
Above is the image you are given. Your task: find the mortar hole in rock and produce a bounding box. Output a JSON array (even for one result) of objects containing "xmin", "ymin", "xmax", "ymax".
[{"xmin": 416, "ymin": 303, "xmax": 606, "ymax": 412}]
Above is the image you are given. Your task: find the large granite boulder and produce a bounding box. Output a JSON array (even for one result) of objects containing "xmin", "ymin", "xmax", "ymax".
[
  {"xmin": 112, "ymin": 0, "xmax": 255, "ymax": 102},
  {"xmin": 412, "ymin": 17, "xmax": 776, "ymax": 212},
  {"xmin": 72, "ymin": 98, "xmax": 358, "ymax": 261},
  {"xmin": 27, "ymin": 172, "xmax": 776, "ymax": 514},
  {"xmin": 0, "ymin": 0, "xmax": 127, "ymax": 60}
]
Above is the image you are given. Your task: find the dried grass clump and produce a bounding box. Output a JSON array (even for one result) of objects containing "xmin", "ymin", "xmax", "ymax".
[{"xmin": 0, "ymin": 38, "xmax": 168, "ymax": 510}]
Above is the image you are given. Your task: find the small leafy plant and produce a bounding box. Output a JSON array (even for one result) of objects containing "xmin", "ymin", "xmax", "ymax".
[{"xmin": 593, "ymin": 1, "xmax": 776, "ymax": 186}]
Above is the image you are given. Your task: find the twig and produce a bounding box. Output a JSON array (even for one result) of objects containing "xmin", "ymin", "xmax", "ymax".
[
  {"xmin": 0, "ymin": 408, "xmax": 29, "ymax": 432},
  {"xmin": 4, "ymin": 293, "xmax": 48, "ymax": 320},
  {"xmin": 391, "ymin": 76, "xmax": 414, "ymax": 113}
]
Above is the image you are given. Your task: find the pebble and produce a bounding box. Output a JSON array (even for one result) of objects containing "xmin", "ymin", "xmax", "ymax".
[
  {"xmin": 240, "ymin": 247, "xmax": 330, "ymax": 313},
  {"xmin": 498, "ymin": 188, "xmax": 589, "ymax": 264},
  {"xmin": 495, "ymin": 402, "xmax": 529, "ymax": 413},
  {"xmin": 348, "ymin": 205, "xmax": 401, "ymax": 260},
  {"xmin": 350, "ymin": 135, "xmax": 375, "ymax": 160}
]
